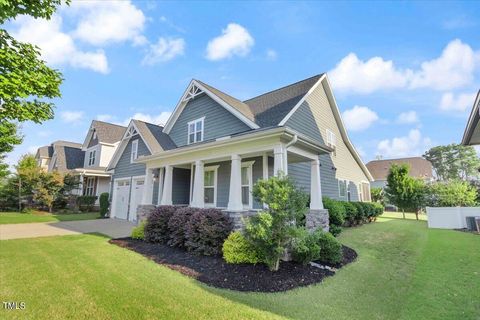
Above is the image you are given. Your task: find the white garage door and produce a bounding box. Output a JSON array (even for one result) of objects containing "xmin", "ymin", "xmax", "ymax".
[
  {"xmin": 128, "ymin": 178, "xmax": 145, "ymax": 222},
  {"xmin": 113, "ymin": 180, "xmax": 130, "ymax": 220}
]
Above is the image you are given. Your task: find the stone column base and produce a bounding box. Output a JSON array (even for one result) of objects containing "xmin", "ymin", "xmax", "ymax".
[
  {"xmin": 223, "ymin": 210, "xmax": 258, "ymax": 230},
  {"xmin": 306, "ymin": 209, "xmax": 329, "ymax": 232},
  {"xmin": 136, "ymin": 205, "xmax": 156, "ymax": 224}
]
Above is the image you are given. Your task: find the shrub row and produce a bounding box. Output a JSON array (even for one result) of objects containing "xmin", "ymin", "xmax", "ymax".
[
  {"xmin": 323, "ymin": 197, "xmax": 383, "ymax": 232},
  {"xmin": 144, "ymin": 206, "xmax": 233, "ymax": 256}
]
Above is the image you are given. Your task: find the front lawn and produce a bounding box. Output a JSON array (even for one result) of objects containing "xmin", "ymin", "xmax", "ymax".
[
  {"xmin": 1, "ymin": 217, "xmax": 478, "ymax": 319},
  {"xmin": 0, "ymin": 211, "xmax": 101, "ymax": 224}
]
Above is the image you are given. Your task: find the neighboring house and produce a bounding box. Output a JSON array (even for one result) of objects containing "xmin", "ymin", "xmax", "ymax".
[
  {"xmin": 109, "ymin": 74, "xmax": 373, "ymax": 223},
  {"xmin": 35, "ymin": 141, "xmax": 84, "ymax": 172},
  {"xmin": 107, "ymin": 120, "xmax": 176, "ymax": 221},
  {"xmin": 71, "ymin": 120, "xmax": 126, "ymax": 204},
  {"xmin": 366, "ymin": 157, "xmax": 434, "ymax": 189},
  {"xmin": 462, "ymin": 90, "xmax": 480, "ymax": 146}
]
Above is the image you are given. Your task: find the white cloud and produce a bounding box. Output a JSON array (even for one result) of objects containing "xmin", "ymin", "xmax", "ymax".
[
  {"xmin": 410, "ymin": 39, "xmax": 479, "ymax": 90},
  {"xmin": 266, "ymin": 49, "xmax": 277, "ymax": 61},
  {"xmin": 439, "ymin": 92, "xmax": 476, "ymax": 112},
  {"xmin": 142, "ymin": 37, "xmax": 185, "ymax": 65},
  {"xmin": 206, "ymin": 23, "xmax": 254, "ymax": 61},
  {"xmin": 376, "ymin": 129, "xmax": 431, "ymax": 158},
  {"xmin": 121, "ymin": 112, "xmax": 172, "ymax": 126},
  {"xmin": 27, "ymin": 145, "xmax": 41, "ymax": 154},
  {"xmin": 329, "ymin": 53, "xmax": 411, "ymax": 94},
  {"xmin": 61, "ymin": 111, "xmax": 84, "ymax": 123},
  {"xmin": 342, "ymin": 106, "xmax": 379, "ymax": 131},
  {"xmin": 11, "ymin": 15, "xmax": 108, "ymax": 73},
  {"xmin": 397, "ymin": 111, "xmax": 419, "ymax": 124},
  {"xmin": 329, "ymin": 39, "xmax": 480, "ymax": 94},
  {"xmin": 70, "ymin": 0, "xmax": 146, "ymax": 46}
]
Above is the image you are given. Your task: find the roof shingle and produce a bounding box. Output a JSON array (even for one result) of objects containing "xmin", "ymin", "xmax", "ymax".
[{"xmin": 366, "ymin": 157, "xmax": 434, "ymax": 181}]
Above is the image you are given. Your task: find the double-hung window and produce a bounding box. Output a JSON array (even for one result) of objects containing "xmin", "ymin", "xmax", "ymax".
[
  {"xmin": 188, "ymin": 118, "xmax": 204, "ymax": 144},
  {"xmin": 241, "ymin": 161, "xmax": 254, "ymax": 208},
  {"xmin": 204, "ymin": 166, "xmax": 217, "ymax": 206},
  {"xmin": 88, "ymin": 150, "xmax": 96, "ymax": 166},
  {"xmin": 339, "ymin": 179, "xmax": 347, "ymax": 198},
  {"xmin": 85, "ymin": 177, "xmax": 95, "ymax": 196},
  {"xmin": 131, "ymin": 140, "xmax": 138, "ymax": 163}
]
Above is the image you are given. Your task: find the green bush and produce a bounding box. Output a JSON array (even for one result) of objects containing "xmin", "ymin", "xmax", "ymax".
[
  {"xmin": 99, "ymin": 192, "xmax": 109, "ymax": 218},
  {"xmin": 352, "ymin": 202, "xmax": 366, "ymax": 224},
  {"xmin": 426, "ymin": 180, "xmax": 478, "ymax": 207},
  {"xmin": 222, "ymin": 231, "xmax": 262, "ymax": 264},
  {"xmin": 76, "ymin": 195, "xmax": 97, "ymax": 212},
  {"xmin": 329, "ymin": 224, "xmax": 342, "ymax": 237},
  {"xmin": 144, "ymin": 205, "xmax": 177, "ymax": 243},
  {"xmin": 323, "ymin": 197, "xmax": 345, "ymax": 236},
  {"xmin": 291, "ymin": 227, "xmax": 321, "ymax": 265},
  {"xmin": 342, "ymin": 201, "xmax": 358, "ymax": 226},
  {"xmin": 131, "ymin": 221, "xmax": 146, "ymax": 240},
  {"xmin": 245, "ymin": 175, "xmax": 309, "ymax": 271},
  {"xmin": 372, "ymin": 202, "xmax": 384, "ymax": 218},
  {"xmin": 185, "ymin": 208, "xmax": 233, "ymax": 256},
  {"xmin": 316, "ymin": 231, "xmax": 342, "ymax": 265}
]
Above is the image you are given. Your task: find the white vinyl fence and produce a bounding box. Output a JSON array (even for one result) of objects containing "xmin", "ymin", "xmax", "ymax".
[{"xmin": 426, "ymin": 207, "xmax": 480, "ymax": 229}]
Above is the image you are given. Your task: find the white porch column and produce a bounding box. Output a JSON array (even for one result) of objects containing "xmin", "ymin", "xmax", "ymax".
[
  {"xmin": 191, "ymin": 160, "xmax": 204, "ymax": 208},
  {"xmin": 160, "ymin": 165, "xmax": 173, "ymax": 205},
  {"xmin": 227, "ymin": 154, "xmax": 243, "ymax": 211},
  {"xmin": 142, "ymin": 168, "xmax": 154, "ymax": 204},
  {"xmin": 157, "ymin": 167, "xmax": 164, "ymax": 205},
  {"xmin": 273, "ymin": 146, "xmax": 286, "ymax": 176},
  {"xmin": 262, "ymin": 153, "xmax": 269, "ymax": 180},
  {"xmin": 310, "ymin": 158, "xmax": 324, "ymax": 210}
]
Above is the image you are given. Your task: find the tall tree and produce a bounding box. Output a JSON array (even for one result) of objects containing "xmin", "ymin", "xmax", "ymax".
[
  {"xmin": 0, "ymin": 0, "xmax": 66, "ymax": 171},
  {"xmin": 424, "ymin": 144, "xmax": 480, "ymax": 181}
]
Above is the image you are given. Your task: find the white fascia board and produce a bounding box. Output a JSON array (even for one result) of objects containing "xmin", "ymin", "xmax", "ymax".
[{"xmin": 278, "ymin": 74, "xmax": 326, "ymax": 126}]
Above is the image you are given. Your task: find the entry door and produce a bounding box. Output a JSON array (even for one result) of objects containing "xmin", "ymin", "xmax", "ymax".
[
  {"xmin": 129, "ymin": 178, "xmax": 145, "ymax": 222},
  {"xmin": 114, "ymin": 180, "xmax": 130, "ymax": 220}
]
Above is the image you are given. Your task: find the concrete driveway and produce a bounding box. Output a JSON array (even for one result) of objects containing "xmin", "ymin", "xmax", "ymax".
[{"xmin": 0, "ymin": 219, "xmax": 135, "ymax": 240}]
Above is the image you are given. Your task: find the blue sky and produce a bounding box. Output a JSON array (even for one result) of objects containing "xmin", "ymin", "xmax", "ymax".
[{"xmin": 5, "ymin": 1, "xmax": 480, "ymax": 166}]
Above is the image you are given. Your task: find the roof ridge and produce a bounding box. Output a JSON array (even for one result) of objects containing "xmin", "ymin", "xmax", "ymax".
[
  {"xmin": 93, "ymin": 119, "xmax": 127, "ymax": 128},
  {"xmin": 244, "ymin": 74, "xmax": 323, "ymax": 103},
  {"xmin": 368, "ymin": 156, "xmax": 427, "ymax": 163},
  {"xmin": 195, "ymin": 79, "xmax": 248, "ymax": 106},
  {"xmin": 133, "ymin": 119, "xmax": 165, "ymax": 128}
]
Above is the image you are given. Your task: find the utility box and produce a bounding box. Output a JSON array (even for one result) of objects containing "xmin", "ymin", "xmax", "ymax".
[{"xmin": 465, "ymin": 216, "xmax": 480, "ymax": 232}]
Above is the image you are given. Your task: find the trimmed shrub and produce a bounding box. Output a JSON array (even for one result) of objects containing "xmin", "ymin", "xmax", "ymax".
[
  {"xmin": 185, "ymin": 208, "xmax": 233, "ymax": 256},
  {"xmin": 372, "ymin": 202, "xmax": 384, "ymax": 218},
  {"xmin": 316, "ymin": 231, "xmax": 342, "ymax": 265},
  {"xmin": 323, "ymin": 197, "xmax": 345, "ymax": 236},
  {"xmin": 76, "ymin": 195, "xmax": 97, "ymax": 212},
  {"xmin": 144, "ymin": 205, "xmax": 177, "ymax": 243},
  {"xmin": 291, "ymin": 227, "xmax": 321, "ymax": 265},
  {"xmin": 342, "ymin": 202, "xmax": 358, "ymax": 226},
  {"xmin": 99, "ymin": 192, "xmax": 109, "ymax": 218},
  {"xmin": 167, "ymin": 207, "xmax": 196, "ymax": 248},
  {"xmin": 131, "ymin": 221, "xmax": 146, "ymax": 240},
  {"xmin": 222, "ymin": 231, "xmax": 262, "ymax": 264},
  {"xmin": 352, "ymin": 202, "xmax": 366, "ymax": 224}
]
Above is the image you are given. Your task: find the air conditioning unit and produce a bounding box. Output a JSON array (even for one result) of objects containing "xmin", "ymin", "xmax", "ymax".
[{"xmin": 465, "ymin": 216, "xmax": 480, "ymax": 232}]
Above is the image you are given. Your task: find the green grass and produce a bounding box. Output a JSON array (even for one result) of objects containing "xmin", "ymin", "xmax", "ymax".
[
  {"xmin": 381, "ymin": 210, "xmax": 427, "ymax": 221},
  {"xmin": 1, "ymin": 218, "xmax": 479, "ymax": 319},
  {"xmin": 0, "ymin": 211, "xmax": 101, "ymax": 224}
]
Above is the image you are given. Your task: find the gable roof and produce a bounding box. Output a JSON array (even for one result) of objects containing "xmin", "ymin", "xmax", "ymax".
[
  {"xmin": 36, "ymin": 145, "xmax": 53, "ymax": 159},
  {"xmin": 107, "ymin": 119, "xmax": 176, "ymax": 170},
  {"xmin": 50, "ymin": 144, "xmax": 85, "ymax": 172},
  {"xmin": 366, "ymin": 157, "xmax": 434, "ymax": 181},
  {"xmin": 462, "ymin": 90, "xmax": 480, "ymax": 146},
  {"xmin": 245, "ymin": 74, "xmax": 324, "ymax": 127},
  {"xmin": 82, "ymin": 120, "xmax": 126, "ymax": 149}
]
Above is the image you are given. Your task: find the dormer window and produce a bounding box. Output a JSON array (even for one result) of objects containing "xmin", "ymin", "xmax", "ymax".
[
  {"xmin": 131, "ymin": 139, "xmax": 138, "ymax": 163},
  {"xmin": 188, "ymin": 117, "xmax": 204, "ymax": 144},
  {"xmin": 93, "ymin": 131, "xmax": 97, "ymax": 140},
  {"xmin": 88, "ymin": 150, "xmax": 96, "ymax": 166}
]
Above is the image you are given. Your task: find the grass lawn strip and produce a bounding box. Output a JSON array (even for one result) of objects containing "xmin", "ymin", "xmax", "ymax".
[{"xmin": 0, "ymin": 211, "xmax": 101, "ymax": 224}]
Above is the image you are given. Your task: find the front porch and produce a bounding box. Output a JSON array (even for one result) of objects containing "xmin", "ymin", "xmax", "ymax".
[
  {"xmin": 136, "ymin": 127, "xmax": 331, "ymax": 229},
  {"xmin": 72, "ymin": 169, "xmax": 111, "ymax": 205}
]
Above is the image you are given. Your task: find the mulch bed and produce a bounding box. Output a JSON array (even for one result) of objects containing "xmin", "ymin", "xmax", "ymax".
[{"xmin": 110, "ymin": 238, "xmax": 357, "ymax": 292}]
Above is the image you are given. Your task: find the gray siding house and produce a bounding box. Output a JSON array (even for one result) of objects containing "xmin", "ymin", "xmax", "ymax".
[{"xmin": 109, "ymin": 74, "xmax": 373, "ymax": 225}]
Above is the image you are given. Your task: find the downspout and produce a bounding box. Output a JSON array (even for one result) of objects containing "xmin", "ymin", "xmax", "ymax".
[{"xmin": 285, "ymin": 134, "xmax": 298, "ymax": 148}]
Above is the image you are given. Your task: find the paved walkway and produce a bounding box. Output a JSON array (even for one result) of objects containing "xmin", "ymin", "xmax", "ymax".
[{"xmin": 0, "ymin": 219, "xmax": 135, "ymax": 240}]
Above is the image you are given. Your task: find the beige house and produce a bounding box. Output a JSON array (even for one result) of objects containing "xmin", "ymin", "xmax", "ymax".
[{"xmin": 462, "ymin": 90, "xmax": 480, "ymax": 146}]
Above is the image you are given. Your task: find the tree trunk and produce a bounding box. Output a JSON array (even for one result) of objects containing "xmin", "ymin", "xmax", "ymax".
[
  {"xmin": 402, "ymin": 209, "xmax": 405, "ymax": 219},
  {"xmin": 415, "ymin": 209, "xmax": 419, "ymax": 220}
]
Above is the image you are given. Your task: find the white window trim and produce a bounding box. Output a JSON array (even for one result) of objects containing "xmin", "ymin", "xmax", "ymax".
[
  {"xmin": 338, "ymin": 179, "xmax": 348, "ymax": 198},
  {"xmin": 241, "ymin": 161, "xmax": 255, "ymax": 209},
  {"xmin": 203, "ymin": 165, "xmax": 219, "ymax": 207},
  {"xmin": 187, "ymin": 117, "xmax": 205, "ymax": 145},
  {"xmin": 88, "ymin": 149, "xmax": 96, "ymax": 167},
  {"xmin": 326, "ymin": 129, "xmax": 337, "ymax": 147},
  {"xmin": 85, "ymin": 177, "xmax": 95, "ymax": 196},
  {"xmin": 131, "ymin": 139, "xmax": 139, "ymax": 163}
]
